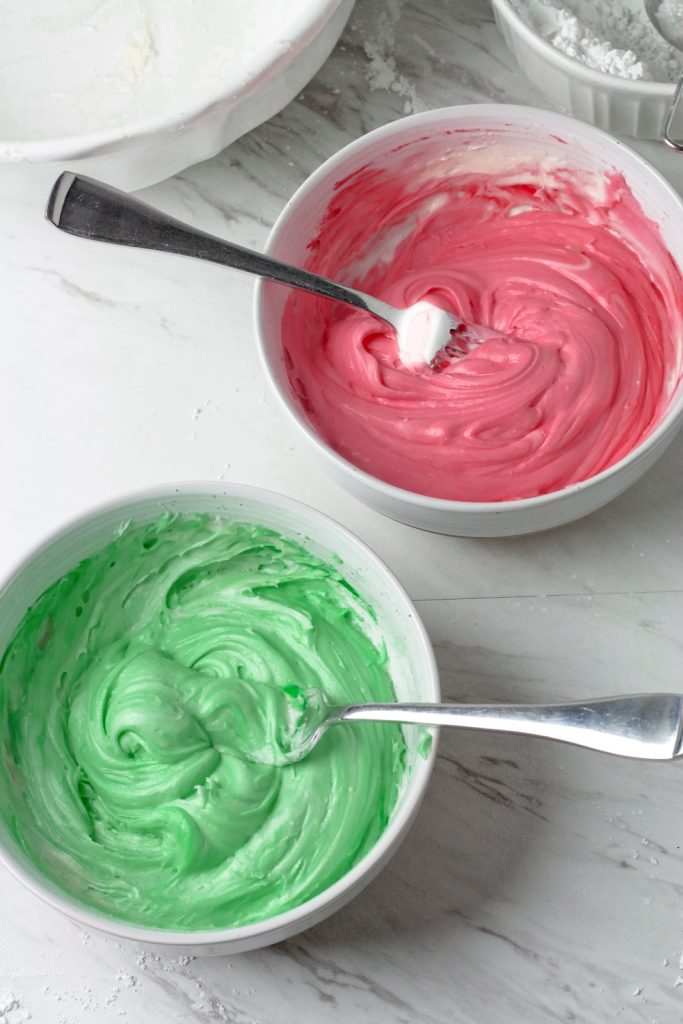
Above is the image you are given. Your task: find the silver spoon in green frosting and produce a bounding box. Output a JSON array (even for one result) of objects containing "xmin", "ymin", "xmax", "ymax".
[{"xmin": 270, "ymin": 690, "xmax": 683, "ymax": 765}]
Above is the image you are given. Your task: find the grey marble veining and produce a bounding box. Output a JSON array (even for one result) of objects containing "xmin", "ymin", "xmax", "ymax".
[{"xmin": 3, "ymin": 1, "xmax": 683, "ymax": 1022}]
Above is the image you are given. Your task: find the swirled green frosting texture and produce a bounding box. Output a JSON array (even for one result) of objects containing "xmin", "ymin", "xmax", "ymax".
[{"xmin": 0, "ymin": 514, "xmax": 405, "ymax": 930}]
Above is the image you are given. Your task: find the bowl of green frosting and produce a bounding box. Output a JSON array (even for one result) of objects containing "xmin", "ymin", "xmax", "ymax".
[{"xmin": 0, "ymin": 483, "xmax": 438, "ymax": 953}]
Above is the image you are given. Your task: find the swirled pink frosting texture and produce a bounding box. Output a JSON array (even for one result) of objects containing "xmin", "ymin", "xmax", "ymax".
[{"xmin": 282, "ymin": 151, "xmax": 683, "ymax": 502}]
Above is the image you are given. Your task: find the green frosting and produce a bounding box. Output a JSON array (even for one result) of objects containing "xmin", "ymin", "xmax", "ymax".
[{"xmin": 0, "ymin": 514, "xmax": 405, "ymax": 931}]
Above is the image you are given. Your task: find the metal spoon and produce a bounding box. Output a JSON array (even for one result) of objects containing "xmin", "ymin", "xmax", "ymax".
[
  {"xmin": 45, "ymin": 171, "xmax": 496, "ymax": 368},
  {"xmin": 643, "ymin": 0, "xmax": 683, "ymax": 150},
  {"xmin": 644, "ymin": 0, "xmax": 683, "ymax": 50},
  {"xmin": 276, "ymin": 691, "xmax": 683, "ymax": 764}
]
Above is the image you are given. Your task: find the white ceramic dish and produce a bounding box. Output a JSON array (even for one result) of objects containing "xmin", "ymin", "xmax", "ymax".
[
  {"xmin": 255, "ymin": 103, "xmax": 683, "ymax": 538},
  {"xmin": 0, "ymin": 0, "xmax": 354, "ymax": 193},
  {"xmin": 489, "ymin": 0, "xmax": 677, "ymax": 141},
  {"xmin": 0, "ymin": 482, "xmax": 438, "ymax": 955}
]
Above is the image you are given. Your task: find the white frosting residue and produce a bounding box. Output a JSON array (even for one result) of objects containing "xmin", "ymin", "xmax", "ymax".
[{"xmin": 396, "ymin": 300, "xmax": 455, "ymax": 367}]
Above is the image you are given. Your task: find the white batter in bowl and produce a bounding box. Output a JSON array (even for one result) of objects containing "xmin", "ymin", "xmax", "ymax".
[{"xmin": 0, "ymin": 0, "xmax": 354, "ymax": 191}]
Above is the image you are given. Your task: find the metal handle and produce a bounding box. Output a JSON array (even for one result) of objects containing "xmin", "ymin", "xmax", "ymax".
[
  {"xmin": 335, "ymin": 694, "xmax": 683, "ymax": 760},
  {"xmin": 664, "ymin": 70, "xmax": 683, "ymax": 151},
  {"xmin": 45, "ymin": 172, "xmax": 398, "ymax": 325}
]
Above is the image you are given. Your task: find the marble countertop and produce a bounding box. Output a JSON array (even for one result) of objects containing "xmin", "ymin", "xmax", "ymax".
[{"xmin": 3, "ymin": 1, "xmax": 683, "ymax": 1021}]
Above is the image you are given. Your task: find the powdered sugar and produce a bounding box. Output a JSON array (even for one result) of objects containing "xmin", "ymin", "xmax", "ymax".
[
  {"xmin": 0, "ymin": 992, "xmax": 29, "ymax": 1023},
  {"xmin": 356, "ymin": 0, "xmax": 425, "ymax": 114},
  {"xmin": 512, "ymin": 0, "xmax": 683, "ymax": 81}
]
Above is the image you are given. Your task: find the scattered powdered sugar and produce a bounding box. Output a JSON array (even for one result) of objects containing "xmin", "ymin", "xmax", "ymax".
[
  {"xmin": 0, "ymin": 992, "xmax": 30, "ymax": 1023},
  {"xmin": 135, "ymin": 950, "xmax": 195, "ymax": 972},
  {"xmin": 512, "ymin": 0, "xmax": 683, "ymax": 81},
  {"xmin": 21, "ymin": 954, "xmax": 207, "ymax": 1019},
  {"xmin": 0, "ymin": 992, "xmax": 20, "ymax": 1018},
  {"xmin": 356, "ymin": 0, "xmax": 424, "ymax": 114},
  {"xmin": 115, "ymin": 972, "xmax": 137, "ymax": 989}
]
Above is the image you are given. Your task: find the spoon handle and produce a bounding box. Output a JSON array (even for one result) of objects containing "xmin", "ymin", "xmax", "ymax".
[
  {"xmin": 334, "ymin": 694, "xmax": 683, "ymax": 761},
  {"xmin": 45, "ymin": 171, "xmax": 397, "ymax": 325}
]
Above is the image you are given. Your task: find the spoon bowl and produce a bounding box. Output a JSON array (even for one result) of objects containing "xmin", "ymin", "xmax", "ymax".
[{"xmin": 644, "ymin": 0, "xmax": 683, "ymax": 51}]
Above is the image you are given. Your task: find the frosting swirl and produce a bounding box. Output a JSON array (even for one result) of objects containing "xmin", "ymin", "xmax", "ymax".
[{"xmin": 283, "ymin": 153, "xmax": 683, "ymax": 501}]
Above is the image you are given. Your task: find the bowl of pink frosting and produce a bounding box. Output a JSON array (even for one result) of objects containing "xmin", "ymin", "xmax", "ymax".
[{"xmin": 255, "ymin": 104, "xmax": 683, "ymax": 537}]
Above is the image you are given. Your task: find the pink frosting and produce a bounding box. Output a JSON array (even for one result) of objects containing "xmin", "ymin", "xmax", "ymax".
[{"xmin": 282, "ymin": 146, "xmax": 683, "ymax": 502}]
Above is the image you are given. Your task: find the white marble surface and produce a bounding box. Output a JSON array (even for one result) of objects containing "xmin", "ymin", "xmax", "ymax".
[{"xmin": 3, "ymin": 1, "xmax": 683, "ymax": 1021}]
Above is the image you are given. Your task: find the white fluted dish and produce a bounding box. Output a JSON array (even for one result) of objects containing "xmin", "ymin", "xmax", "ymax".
[
  {"xmin": 0, "ymin": 483, "xmax": 438, "ymax": 955},
  {"xmin": 255, "ymin": 104, "xmax": 683, "ymax": 537},
  {"xmin": 490, "ymin": 0, "xmax": 676, "ymax": 140}
]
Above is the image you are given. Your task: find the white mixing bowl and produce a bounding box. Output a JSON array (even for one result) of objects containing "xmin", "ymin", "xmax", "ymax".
[
  {"xmin": 255, "ymin": 104, "xmax": 683, "ymax": 537},
  {"xmin": 0, "ymin": 0, "xmax": 354, "ymax": 192},
  {"xmin": 0, "ymin": 483, "xmax": 438, "ymax": 955}
]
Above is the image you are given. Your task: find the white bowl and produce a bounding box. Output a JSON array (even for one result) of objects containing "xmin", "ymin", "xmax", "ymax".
[
  {"xmin": 0, "ymin": 482, "xmax": 438, "ymax": 955},
  {"xmin": 490, "ymin": 0, "xmax": 676, "ymax": 140},
  {"xmin": 255, "ymin": 104, "xmax": 683, "ymax": 538},
  {"xmin": 0, "ymin": 0, "xmax": 354, "ymax": 193}
]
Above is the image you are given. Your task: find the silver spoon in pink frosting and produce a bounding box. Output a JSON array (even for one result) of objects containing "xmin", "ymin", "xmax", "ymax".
[{"xmin": 46, "ymin": 171, "xmax": 504, "ymax": 370}]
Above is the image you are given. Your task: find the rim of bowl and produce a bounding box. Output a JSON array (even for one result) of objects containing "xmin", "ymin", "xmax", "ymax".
[
  {"xmin": 0, "ymin": 480, "xmax": 439, "ymax": 946},
  {"xmin": 0, "ymin": 0, "xmax": 346, "ymax": 162},
  {"xmin": 254, "ymin": 102, "xmax": 683, "ymax": 516},
  {"xmin": 490, "ymin": 0, "xmax": 676, "ymax": 96}
]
